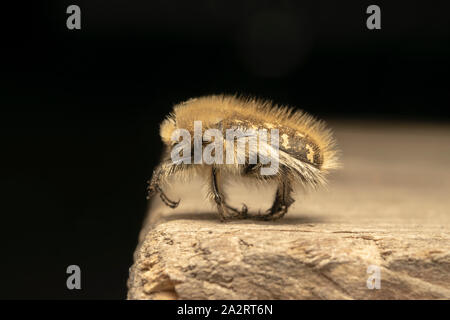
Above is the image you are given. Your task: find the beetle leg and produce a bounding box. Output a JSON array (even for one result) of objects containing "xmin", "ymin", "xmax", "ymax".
[
  {"xmin": 211, "ymin": 167, "xmax": 248, "ymax": 221},
  {"xmin": 147, "ymin": 163, "xmax": 180, "ymax": 209},
  {"xmin": 256, "ymin": 181, "xmax": 294, "ymax": 221}
]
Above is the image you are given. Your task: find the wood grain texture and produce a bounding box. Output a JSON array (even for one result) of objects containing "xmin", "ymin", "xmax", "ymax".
[{"xmin": 128, "ymin": 121, "xmax": 450, "ymax": 299}]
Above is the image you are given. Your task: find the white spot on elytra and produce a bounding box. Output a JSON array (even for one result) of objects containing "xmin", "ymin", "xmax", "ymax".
[
  {"xmin": 281, "ymin": 134, "xmax": 289, "ymax": 148},
  {"xmin": 306, "ymin": 144, "xmax": 314, "ymax": 163}
]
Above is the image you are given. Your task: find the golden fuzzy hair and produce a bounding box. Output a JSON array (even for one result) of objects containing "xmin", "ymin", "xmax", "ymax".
[{"xmin": 160, "ymin": 94, "xmax": 339, "ymax": 173}]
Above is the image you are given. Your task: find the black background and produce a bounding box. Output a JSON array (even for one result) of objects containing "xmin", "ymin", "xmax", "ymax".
[{"xmin": 1, "ymin": 1, "xmax": 449, "ymax": 299}]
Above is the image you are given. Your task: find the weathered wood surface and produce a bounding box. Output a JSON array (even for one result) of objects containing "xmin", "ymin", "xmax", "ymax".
[{"xmin": 127, "ymin": 121, "xmax": 450, "ymax": 299}]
